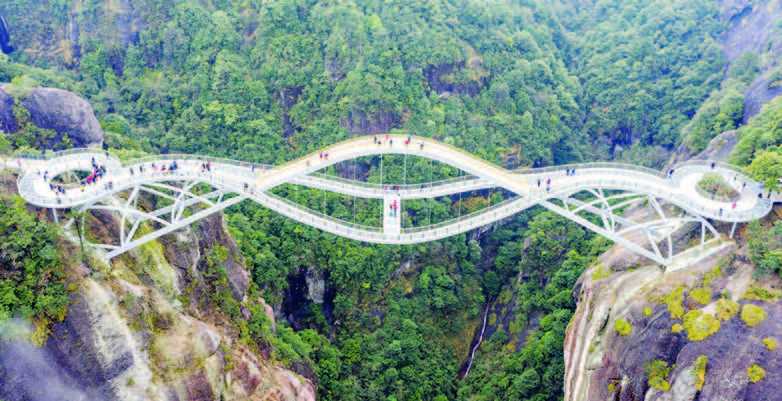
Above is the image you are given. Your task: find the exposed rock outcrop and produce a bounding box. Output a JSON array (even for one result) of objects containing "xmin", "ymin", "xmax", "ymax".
[
  {"xmin": 0, "ymin": 87, "xmax": 17, "ymax": 133},
  {"xmin": 195, "ymin": 213, "xmax": 250, "ymax": 300},
  {"xmin": 341, "ymin": 109, "xmax": 400, "ymax": 135},
  {"xmin": 564, "ymin": 238, "xmax": 782, "ymax": 401},
  {"xmin": 668, "ymin": 130, "xmax": 738, "ymax": 167},
  {"xmin": 424, "ymin": 62, "xmax": 486, "ymax": 97},
  {"xmin": 719, "ymin": 0, "xmax": 782, "ymax": 121},
  {"xmin": 0, "ymin": 209, "xmax": 314, "ymax": 401},
  {"xmin": 305, "ymin": 267, "xmax": 325, "ymax": 304},
  {"xmin": 21, "ymin": 87, "xmax": 104, "ymax": 147},
  {"xmin": 0, "ymin": 85, "xmax": 104, "ymax": 147}
]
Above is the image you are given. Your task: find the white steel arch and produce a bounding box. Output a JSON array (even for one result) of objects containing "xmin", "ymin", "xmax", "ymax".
[{"xmin": 4, "ymin": 134, "xmax": 777, "ymax": 266}]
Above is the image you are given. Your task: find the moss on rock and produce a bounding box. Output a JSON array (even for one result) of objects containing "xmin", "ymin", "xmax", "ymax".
[
  {"xmin": 715, "ymin": 298, "xmax": 740, "ymax": 321},
  {"xmin": 615, "ymin": 318, "xmax": 632, "ymax": 336},
  {"xmin": 747, "ymin": 364, "xmax": 766, "ymax": 383},
  {"xmin": 740, "ymin": 304, "xmax": 767, "ymax": 327},
  {"xmin": 660, "ymin": 286, "xmax": 686, "ymax": 320},
  {"xmin": 693, "ymin": 355, "xmax": 708, "ymax": 391},
  {"xmin": 682, "ymin": 310, "xmax": 720, "ymax": 341},
  {"xmin": 646, "ymin": 359, "xmax": 673, "ymax": 392},
  {"xmin": 689, "ymin": 287, "xmax": 711, "ymax": 305}
]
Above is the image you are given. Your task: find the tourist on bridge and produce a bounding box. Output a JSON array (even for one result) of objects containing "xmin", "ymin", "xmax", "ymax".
[
  {"xmin": 710, "ymin": 161, "xmax": 716, "ymax": 170},
  {"xmin": 537, "ymin": 178, "xmax": 541, "ymax": 187}
]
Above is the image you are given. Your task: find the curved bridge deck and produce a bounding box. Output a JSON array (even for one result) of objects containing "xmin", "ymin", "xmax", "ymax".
[{"xmin": 3, "ymin": 134, "xmax": 776, "ymax": 266}]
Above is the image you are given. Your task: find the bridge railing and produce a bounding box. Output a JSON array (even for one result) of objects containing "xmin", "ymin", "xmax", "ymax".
[
  {"xmin": 122, "ymin": 154, "xmax": 273, "ymax": 172},
  {"xmin": 10, "ymin": 147, "xmax": 104, "ymax": 160},
  {"xmin": 402, "ymin": 196, "xmax": 526, "ymax": 234},
  {"xmin": 256, "ymin": 191, "xmax": 383, "ymax": 233}
]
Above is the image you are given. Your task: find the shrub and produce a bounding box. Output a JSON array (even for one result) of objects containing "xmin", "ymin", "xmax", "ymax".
[
  {"xmin": 689, "ymin": 287, "xmax": 711, "ymax": 305},
  {"xmin": 762, "ymin": 337, "xmax": 777, "ymax": 351},
  {"xmin": 615, "ymin": 318, "xmax": 632, "ymax": 336},
  {"xmin": 0, "ymin": 197, "xmax": 70, "ymax": 340},
  {"xmin": 693, "ymin": 355, "xmax": 708, "ymax": 391},
  {"xmin": 747, "ymin": 364, "xmax": 766, "ymax": 383},
  {"xmin": 646, "ymin": 359, "xmax": 673, "ymax": 392},
  {"xmin": 671, "ymin": 323, "xmax": 684, "ymax": 333},
  {"xmin": 702, "ymin": 266, "xmax": 722, "ymax": 286},
  {"xmin": 697, "ymin": 173, "xmax": 740, "ymax": 201},
  {"xmin": 682, "ymin": 310, "xmax": 720, "ymax": 341},
  {"xmin": 715, "ymin": 298, "xmax": 739, "ymax": 321},
  {"xmin": 743, "ymin": 286, "xmax": 781, "ymax": 302},
  {"xmin": 643, "ymin": 306, "xmax": 653, "ymax": 317},
  {"xmin": 740, "ymin": 304, "xmax": 767, "ymax": 327}
]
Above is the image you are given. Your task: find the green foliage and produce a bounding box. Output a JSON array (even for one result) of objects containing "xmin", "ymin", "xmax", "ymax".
[
  {"xmin": 682, "ymin": 310, "xmax": 720, "ymax": 341},
  {"xmin": 671, "ymin": 323, "xmax": 683, "ymax": 334},
  {"xmin": 743, "ymin": 285, "xmax": 782, "ymax": 302},
  {"xmin": 572, "ymin": 0, "xmax": 724, "ymax": 153},
  {"xmin": 614, "ymin": 318, "xmax": 632, "ymax": 336},
  {"xmin": 747, "ymin": 221, "xmax": 782, "ymax": 278},
  {"xmin": 456, "ymin": 215, "xmax": 606, "ymax": 401},
  {"xmin": 745, "ymin": 148, "xmax": 782, "ymax": 193},
  {"xmin": 732, "ymin": 96, "xmax": 782, "ymax": 166},
  {"xmin": 702, "ymin": 266, "xmax": 722, "ymax": 286},
  {"xmin": 4, "ymin": 74, "xmax": 39, "ymax": 98},
  {"xmin": 0, "ymin": 1, "xmax": 746, "ymax": 399},
  {"xmin": 740, "ymin": 304, "xmax": 767, "ymax": 327},
  {"xmin": 643, "ymin": 306, "xmax": 653, "ymax": 317},
  {"xmin": 747, "ymin": 364, "xmax": 766, "ymax": 383},
  {"xmin": 683, "ymin": 87, "xmax": 745, "ymax": 152},
  {"xmin": 696, "ymin": 173, "xmax": 739, "ymax": 201},
  {"xmin": 646, "ymin": 359, "xmax": 673, "ymax": 392},
  {"xmin": 693, "ymin": 355, "xmax": 708, "ymax": 391},
  {"xmin": 0, "ymin": 196, "xmax": 70, "ymax": 340},
  {"xmin": 763, "ymin": 337, "xmax": 778, "ymax": 351}
]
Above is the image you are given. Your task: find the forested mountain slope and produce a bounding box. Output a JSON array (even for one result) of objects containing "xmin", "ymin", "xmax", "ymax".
[{"xmin": 0, "ymin": 1, "xmax": 780, "ymax": 401}]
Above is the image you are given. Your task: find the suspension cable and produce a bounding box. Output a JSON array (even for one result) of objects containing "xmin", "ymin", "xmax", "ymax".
[
  {"xmin": 458, "ymin": 167, "xmax": 462, "ymax": 218},
  {"xmin": 428, "ymin": 158, "xmax": 433, "ymax": 226}
]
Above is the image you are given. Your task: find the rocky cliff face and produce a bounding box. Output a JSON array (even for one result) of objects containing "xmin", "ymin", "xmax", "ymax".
[
  {"xmin": 0, "ymin": 85, "xmax": 104, "ymax": 147},
  {"xmin": 719, "ymin": 0, "xmax": 782, "ymax": 121},
  {"xmin": 0, "ymin": 209, "xmax": 314, "ymax": 401},
  {"xmin": 564, "ymin": 221, "xmax": 782, "ymax": 401}
]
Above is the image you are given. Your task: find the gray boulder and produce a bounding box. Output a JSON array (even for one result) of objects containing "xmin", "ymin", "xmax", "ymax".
[
  {"xmin": 20, "ymin": 87, "xmax": 103, "ymax": 147},
  {"xmin": 0, "ymin": 87, "xmax": 16, "ymax": 133}
]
